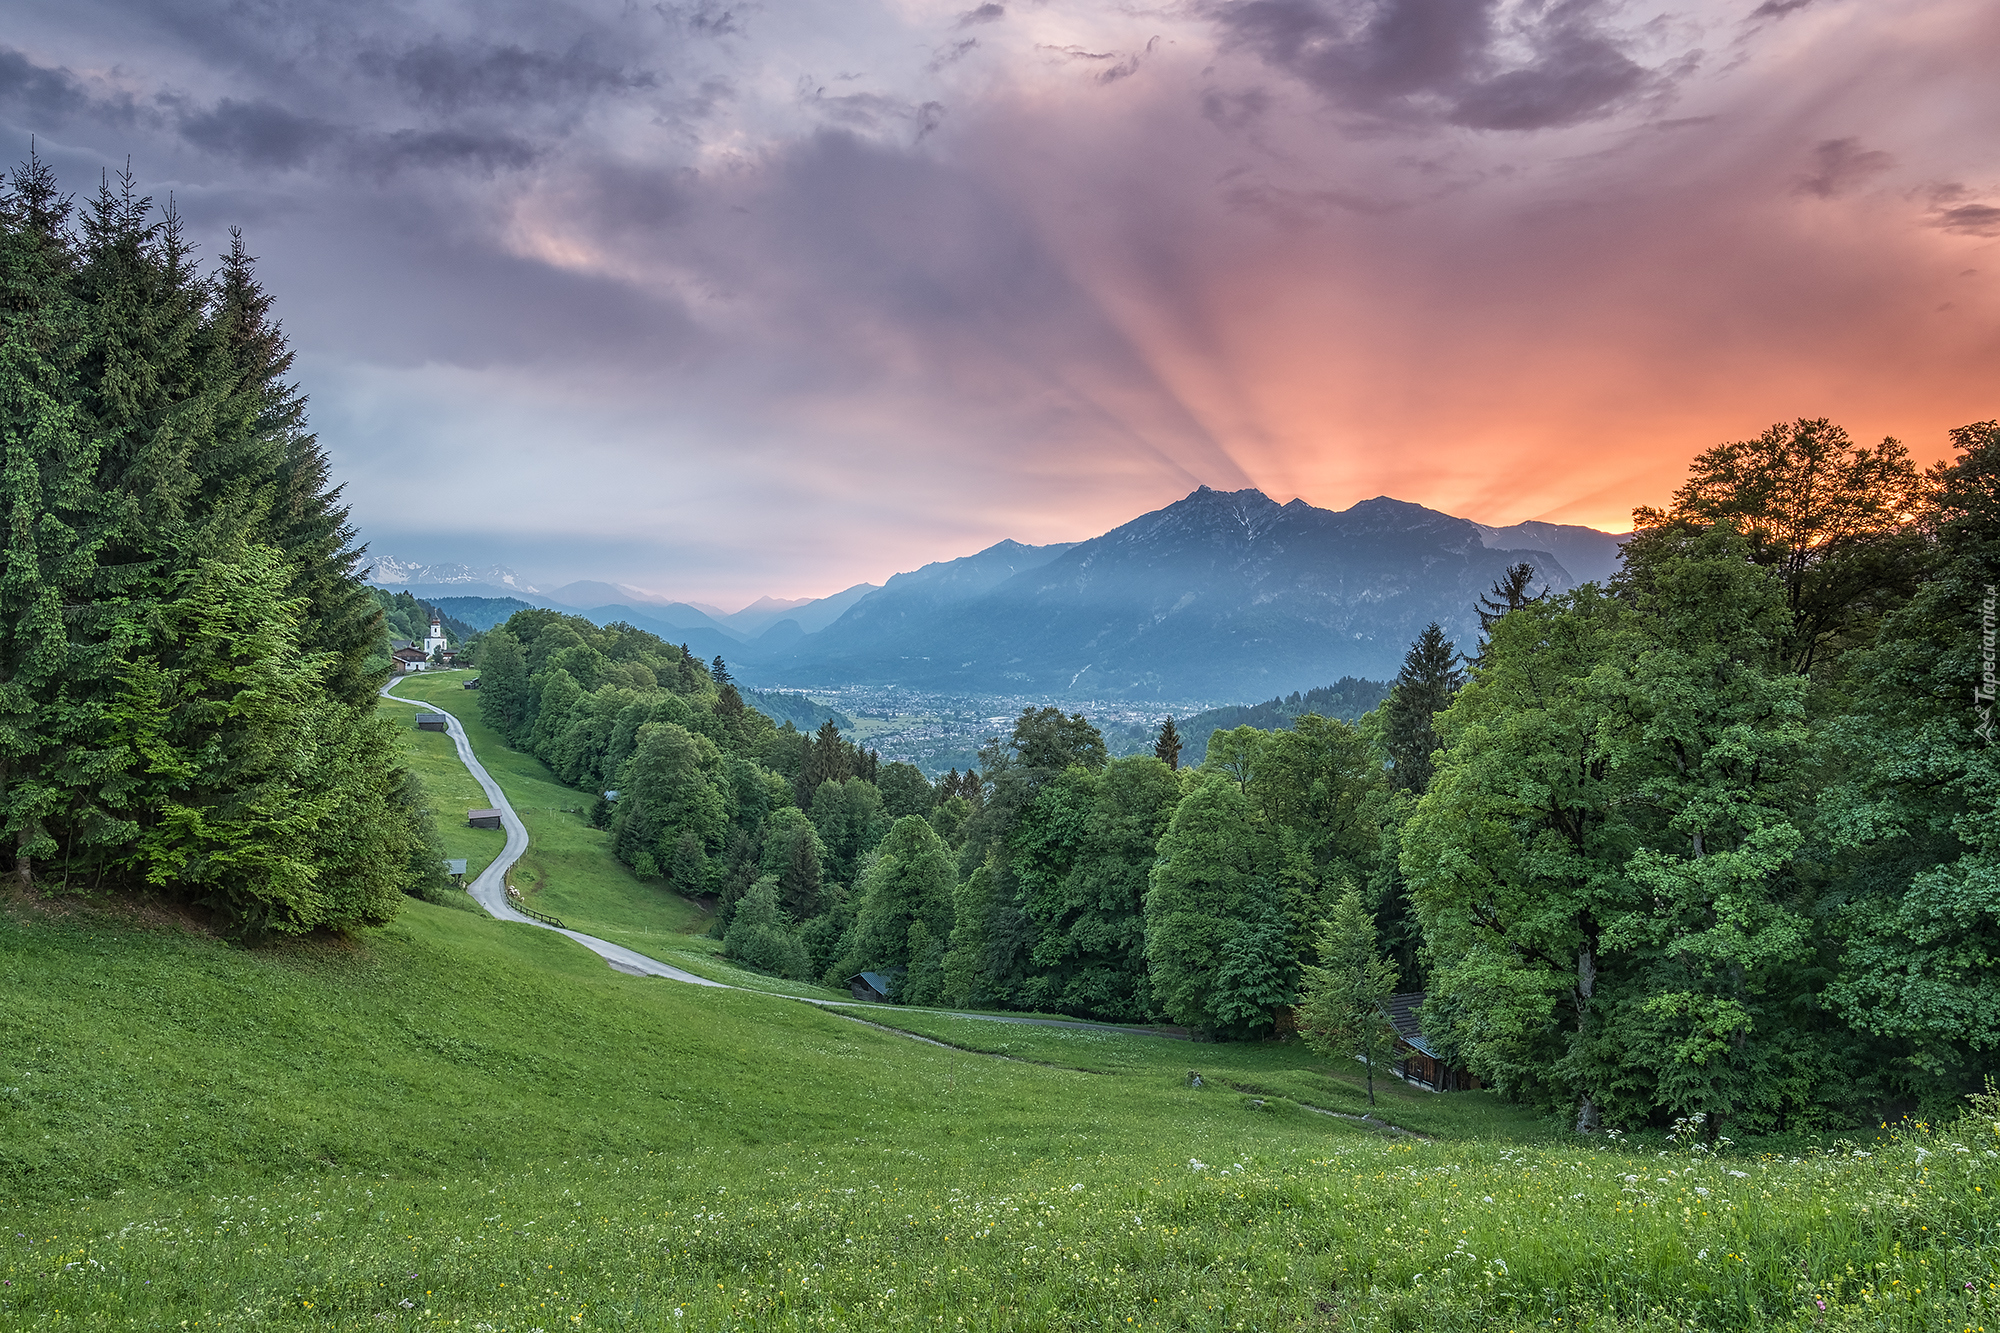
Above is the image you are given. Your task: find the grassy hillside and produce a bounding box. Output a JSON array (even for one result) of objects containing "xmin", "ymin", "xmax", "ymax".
[
  {"xmin": 387, "ymin": 672, "xmax": 709, "ymax": 942},
  {"xmin": 0, "ymin": 683, "xmax": 1990, "ymax": 1331}
]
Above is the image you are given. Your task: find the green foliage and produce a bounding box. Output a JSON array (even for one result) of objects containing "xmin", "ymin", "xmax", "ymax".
[
  {"xmin": 0, "ymin": 154, "xmax": 428, "ymax": 930},
  {"xmin": 1297, "ymin": 882, "xmax": 1401, "ymax": 1105},
  {"xmin": 809, "ymin": 775, "xmax": 890, "ymax": 886},
  {"xmin": 1013, "ymin": 756, "xmax": 1179, "ymax": 1021},
  {"xmin": 758, "ymin": 806, "xmax": 828, "ymax": 920},
  {"xmin": 876, "ymin": 759, "xmax": 934, "ymax": 817},
  {"xmin": 1405, "ymin": 517, "xmax": 1897, "ymax": 1133},
  {"xmin": 838, "ymin": 814, "xmax": 956, "ymax": 992},
  {"xmin": 1630, "ymin": 416, "xmax": 1925, "ymax": 673},
  {"xmin": 1145, "ymin": 774, "xmax": 1291, "ymax": 1037},
  {"xmin": 612, "ymin": 721, "xmax": 727, "ymax": 893},
  {"xmin": 1009, "ymin": 705, "xmax": 1109, "ymax": 775},
  {"xmin": 1380, "ymin": 621, "xmax": 1463, "ymax": 794},
  {"xmin": 722, "ymin": 875, "xmax": 810, "ymax": 979},
  {"xmin": 1815, "ymin": 420, "xmax": 2000, "ymax": 1083}
]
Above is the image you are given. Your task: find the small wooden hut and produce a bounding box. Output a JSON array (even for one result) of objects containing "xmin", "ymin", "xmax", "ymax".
[
  {"xmin": 845, "ymin": 971, "xmax": 896, "ymax": 1003},
  {"xmin": 1382, "ymin": 992, "xmax": 1481, "ymax": 1091},
  {"xmin": 468, "ymin": 808, "xmax": 503, "ymax": 830}
]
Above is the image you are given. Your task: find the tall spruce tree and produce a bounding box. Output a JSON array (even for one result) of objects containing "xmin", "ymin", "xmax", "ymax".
[
  {"xmin": 1380, "ymin": 623, "xmax": 1464, "ymax": 794},
  {"xmin": 1154, "ymin": 716, "xmax": 1183, "ymax": 770},
  {"xmin": 1476, "ymin": 562, "xmax": 1545, "ymax": 635},
  {"xmin": 0, "ymin": 157, "xmax": 432, "ymax": 926},
  {"xmin": 1296, "ymin": 884, "xmax": 1401, "ymax": 1107}
]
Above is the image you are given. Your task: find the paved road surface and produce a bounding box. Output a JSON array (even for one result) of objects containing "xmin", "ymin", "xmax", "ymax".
[
  {"xmin": 380, "ymin": 677, "xmax": 724, "ymax": 986},
  {"xmin": 378, "ymin": 677, "xmax": 1189, "ymax": 1042}
]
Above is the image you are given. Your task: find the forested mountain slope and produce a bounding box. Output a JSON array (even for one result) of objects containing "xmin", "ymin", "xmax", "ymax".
[{"xmin": 767, "ymin": 488, "xmax": 1580, "ymax": 697}]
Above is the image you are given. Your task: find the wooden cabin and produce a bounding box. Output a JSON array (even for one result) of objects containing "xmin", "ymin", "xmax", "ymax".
[
  {"xmin": 1382, "ymin": 992, "xmax": 1481, "ymax": 1091},
  {"xmin": 846, "ymin": 971, "xmax": 896, "ymax": 1003},
  {"xmin": 416, "ymin": 713, "xmax": 447, "ymax": 732},
  {"xmin": 468, "ymin": 808, "xmax": 503, "ymax": 830}
]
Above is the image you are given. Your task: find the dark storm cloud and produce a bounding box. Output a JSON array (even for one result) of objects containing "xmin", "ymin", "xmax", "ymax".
[
  {"xmin": 7, "ymin": 0, "xmax": 1995, "ymax": 602},
  {"xmin": 360, "ymin": 127, "xmax": 540, "ymax": 176},
  {"xmin": 1210, "ymin": 0, "xmax": 1667, "ymax": 130},
  {"xmin": 657, "ymin": 1, "xmax": 750, "ymax": 39},
  {"xmin": 1794, "ymin": 138, "xmax": 1893, "ymax": 198},
  {"xmin": 175, "ymin": 98, "xmax": 539, "ymax": 176},
  {"xmin": 359, "ymin": 39, "xmax": 658, "ymax": 113},
  {"xmin": 1933, "ymin": 203, "xmax": 2000, "ymax": 237},
  {"xmin": 178, "ymin": 98, "xmax": 339, "ymax": 168},
  {"xmin": 0, "ymin": 47, "xmax": 94, "ymax": 121}
]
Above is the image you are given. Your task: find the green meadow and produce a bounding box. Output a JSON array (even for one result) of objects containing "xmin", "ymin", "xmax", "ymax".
[{"xmin": 0, "ymin": 683, "xmax": 1992, "ymax": 1331}]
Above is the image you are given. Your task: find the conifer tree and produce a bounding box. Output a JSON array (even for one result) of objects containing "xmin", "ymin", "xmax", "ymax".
[
  {"xmin": 0, "ymin": 156, "xmax": 432, "ymax": 922},
  {"xmin": 1296, "ymin": 884, "xmax": 1401, "ymax": 1106},
  {"xmin": 0, "ymin": 147, "xmax": 113, "ymax": 890},
  {"xmin": 759, "ymin": 807, "xmax": 827, "ymax": 921},
  {"xmin": 1380, "ymin": 623, "xmax": 1464, "ymax": 794},
  {"xmin": 722, "ymin": 875, "xmax": 808, "ymax": 979},
  {"xmin": 1154, "ymin": 716, "xmax": 1183, "ymax": 770},
  {"xmin": 1477, "ymin": 562, "xmax": 1545, "ymax": 635}
]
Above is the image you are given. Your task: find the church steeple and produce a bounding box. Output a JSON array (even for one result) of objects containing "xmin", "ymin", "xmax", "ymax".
[{"xmin": 423, "ymin": 615, "xmax": 448, "ymax": 658}]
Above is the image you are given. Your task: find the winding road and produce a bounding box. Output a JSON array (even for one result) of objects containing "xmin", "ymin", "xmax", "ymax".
[
  {"xmin": 377, "ymin": 676, "xmax": 1187, "ymax": 1039},
  {"xmin": 379, "ymin": 676, "xmax": 724, "ymax": 986}
]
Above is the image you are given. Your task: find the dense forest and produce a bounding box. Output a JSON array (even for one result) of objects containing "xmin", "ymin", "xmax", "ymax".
[
  {"xmin": 0, "ymin": 156, "xmax": 447, "ymax": 932},
  {"xmin": 1112, "ymin": 677, "xmax": 1392, "ymax": 765},
  {"xmin": 478, "ymin": 416, "xmax": 1999, "ymax": 1133}
]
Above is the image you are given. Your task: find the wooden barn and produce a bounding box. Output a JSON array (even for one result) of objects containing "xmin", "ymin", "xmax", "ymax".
[
  {"xmin": 468, "ymin": 808, "xmax": 503, "ymax": 830},
  {"xmin": 1382, "ymin": 992, "xmax": 1482, "ymax": 1091},
  {"xmin": 416, "ymin": 713, "xmax": 447, "ymax": 732}
]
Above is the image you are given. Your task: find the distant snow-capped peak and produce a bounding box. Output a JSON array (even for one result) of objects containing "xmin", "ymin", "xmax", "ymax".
[{"xmin": 366, "ymin": 556, "xmax": 539, "ymax": 594}]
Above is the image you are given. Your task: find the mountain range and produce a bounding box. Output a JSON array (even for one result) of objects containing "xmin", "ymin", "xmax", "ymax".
[{"xmin": 371, "ymin": 489, "xmax": 1628, "ymax": 702}]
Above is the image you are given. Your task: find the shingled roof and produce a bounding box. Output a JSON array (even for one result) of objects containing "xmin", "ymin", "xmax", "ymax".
[{"xmin": 1382, "ymin": 991, "xmax": 1438, "ymax": 1059}]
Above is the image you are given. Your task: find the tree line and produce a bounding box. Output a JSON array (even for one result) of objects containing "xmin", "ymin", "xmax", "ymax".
[
  {"xmin": 0, "ymin": 154, "xmax": 450, "ymax": 934},
  {"xmin": 368, "ymin": 588, "xmax": 477, "ymax": 666},
  {"xmin": 479, "ymin": 415, "xmax": 1998, "ymax": 1133}
]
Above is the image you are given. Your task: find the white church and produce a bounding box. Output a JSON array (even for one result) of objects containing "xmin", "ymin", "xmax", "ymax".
[{"xmin": 391, "ymin": 615, "xmax": 455, "ymax": 673}]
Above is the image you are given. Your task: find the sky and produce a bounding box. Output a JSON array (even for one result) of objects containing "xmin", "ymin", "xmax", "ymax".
[{"xmin": 4, "ymin": 0, "xmax": 1996, "ymax": 607}]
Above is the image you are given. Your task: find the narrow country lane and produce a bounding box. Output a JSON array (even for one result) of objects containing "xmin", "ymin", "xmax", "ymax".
[
  {"xmin": 376, "ymin": 676, "xmax": 1190, "ymax": 1044},
  {"xmin": 379, "ymin": 676, "xmax": 725, "ymax": 986}
]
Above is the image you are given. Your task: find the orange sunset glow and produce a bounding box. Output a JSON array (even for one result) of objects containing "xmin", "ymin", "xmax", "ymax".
[{"xmin": 6, "ymin": 0, "xmax": 1993, "ymax": 597}]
